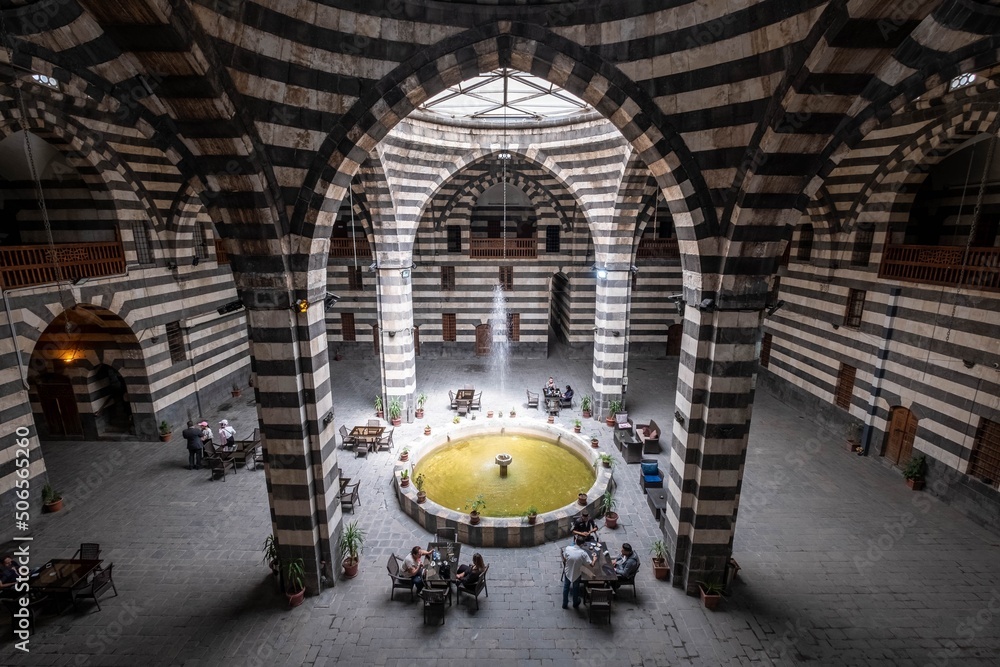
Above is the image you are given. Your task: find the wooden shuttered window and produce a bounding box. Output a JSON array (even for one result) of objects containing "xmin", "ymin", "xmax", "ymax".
[
  {"xmin": 797, "ymin": 224, "xmax": 813, "ymax": 261},
  {"xmin": 442, "ymin": 313, "xmax": 456, "ymax": 342},
  {"xmin": 341, "ymin": 312, "xmax": 356, "ymax": 341},
  {"xmin": 499, "ymin": 266, "xmax": 513, "ymax": 291},
  {"xmin": 507, "ymin": 313, "xmax": 520, "ymax": 341},
  {"xmin": 166, "ymin": 322, "xmax": 185, "ymax": 363},
  {"xmin": 968, "ymin": 418, "xmax": 1000, "ymax": 487},
  {"xmin": 844, "ymin": 289, "xmax": 865, "ymax": 328},
  {"xmin": 348, "ymin": 266, "xmax": 363, "ymax": 291},
  {"xmin": 760, "ymin": 333, "xmax": 772, "ymax": 368},
  {"xmin": 441, "ymin": 266, "xmax": 455, "ymax": 291},
  {"xmin": 834, "ymin": 363, "xmax": 856, "ymax": 409}
]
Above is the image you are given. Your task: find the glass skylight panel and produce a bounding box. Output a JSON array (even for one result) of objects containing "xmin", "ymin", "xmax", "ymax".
[{"xmin": 421, "ymin": 68, "xmax": 589, "ymax": 121}]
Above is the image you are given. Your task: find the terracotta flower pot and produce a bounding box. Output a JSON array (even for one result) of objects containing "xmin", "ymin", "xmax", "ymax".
[
  {"xmin": 159, "ymin": 433, "xmax": 172, "ymax": 442},
  {"xmin": 582, "ymin": 410, "xmax": 591, "ymax": 419},
  {"xmin": 699, "ymin": 585, "xmax": 721, "ymax": 610},
  {"xmin": 487, "ymin": 411, "xmax": 494, "ymax": 418},
  {"xmin": 577, "ymin": 493, "xmax": 587, "ymax": 506},
  {"xmin": 287, "ymin": 588, "xmax": 306, "ymax": 607},
  {"xmin": 415, "ymin": 408, "xmax": 424, "ymax": 419},
  {"xmin": 574, "ymin": 425, "xmax": 582, "ymax": 433},
  {"xmin": 400, "ymin": 477, "xmax": 409, "ymax": 488},
  {"xmin": 604, "ymin": 511, "xmax": 618, "ymax": 529},
  {"xmin": 417, "ymin": 490, "xmax": 426, "ymax": 504},
  {"xmin": 424, "ymin": 426, "xmax": 431, "ymax": 436},
  {"xmin": 527, "ymin": 514, "xmax": 537, "ymax": 525},
  {"xmin": 391, "ymin": 417, "xmax": 402, "ymax": 427},
  {"xmin": 606, "ymin": 416, "xmax": 616, "ymax": 427},
  {"xmin": 400, "ymin": 452, "xmax": 409, "ymax": 462},
  {"xmin": 906, "ymin": 478, "xmax": 925, "ymax": 490},
  {"xmin": 547, "ymin": 415, "xmax": 555, "ymax": 423},
  {"xmin": 469, "ymin": 511, "xmax": 481, "ymax": 525},
  {"xmin": 342, "ymin": 557, "xmax": 359, "ymax": 579},
  {"xmin": 652, "ymin": 559, "xmax": 670, "ymax": 581},
  {"xmin": 591, "ymin": 438, "xmax": 599, "ymax": 448},
  {"xmin": 43, "ymin": 499, "xmax": 63, "ymax": 513}
]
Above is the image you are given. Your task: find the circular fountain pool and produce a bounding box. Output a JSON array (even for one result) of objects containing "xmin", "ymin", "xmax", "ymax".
[{"xmin": 395, "ymin": 423, "xmax": 614, "ymax": 547}]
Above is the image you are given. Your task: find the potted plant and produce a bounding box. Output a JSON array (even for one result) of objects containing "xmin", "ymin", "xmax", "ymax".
[
  {"xmin": 231, "ymin": 380, "xmax": 242, "ymax": 398},
  {"xmin": 577, "ymin": 489, "xmax": 587, "ymax": 506},
  {"xmin": 601, "ymin": 490, "xmax": 618, "ymax": 529},
  {"xmin": 597, "ymin": 452, "xmax": 614, "ymax": 469},
  {"xmin": 524, "ymin": 505, "xmax": 539, "ymax": 525},
  {"xmin": 415, "ymin": 392, "xmax": 428, "ymax": 419},
  {"xmin": 41, "ymin": 484, "xmax": 63, "ymax": 513},
  {"xmin": 399, "ymin": 469, "xmax": 410, "ymax": 487},
  {"xmin": 388, "ymin": 397, "xmax": 403, "ymax": 427},
  {"xmin": 651, "ymin": 539, "xmax": 670, "ymax": 580},
  {"xmin": 606, "ymin": 399, "xmax": 623, "ymax": 426},
  {"xmin": 697, "ymin": 577, "xmax": 724, "ymax": 610},
  {"xmin": 590, "ymin": 435, "xmax": 600, "ymax": 448},
  {"xmin": 399, "ymin": 447, "xmax": 409, "ymax": 462},
  {"xmin": 374, "ymin": 395, "xmax": 384, "ymax": 419},
  {"xmin": 903, "ymin": 454, "xmax": 927, "ymax": 490},
  {"xmin": 414, "ymin": 473, "xmax": 426, "ymax": 503},
  {"xmin": 466, "ymin": 494, "xmax": 486, "ymax": 525},
  {"xmin": 487, "ymin": 409, "xmax": 494, "ymax": 418},
  {"xmin": 573, "ymin": 419, "xmax": 582, "ymax": 433},
  {"xmin": 510, "ymin": 406, "xmax": 516, "ymax": 418},
  {"xmin": 547, "ymin": 413, "xmax": 555, "ymax": 423},
  {"xmin": 581, "ymin": 395, "xmax": 592, "ymax": 418},
  {"xmin": 453, "ymin": 415, "xmax": 461, "ymax": 424},
  {"xmin": 846, "ymin": 421, "xmax": 863, "ymax": 452},
  {"xmin": 340, "ymin": 519, "xmax": 365, "ymax": 579},
  {"xmin": 158, "ymin": 421, "xmax": 172, "ymax": 442},
  {"xmin": 284, "ymin": 557, "xmax": 306, "ymax": 606},
  {"xmin": 261, "ymin": 533, "xmax": 280, "ymax": 576},
  {"xmin": 424, "ymin": 425, "xmax": 432, "ymax": 436}
]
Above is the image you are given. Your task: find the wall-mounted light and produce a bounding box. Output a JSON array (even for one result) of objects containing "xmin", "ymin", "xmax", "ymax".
[
  {"xmin": 400, "ymin": 268, "xmax": 410, "ymax": 279},
  {"xmin": 369, "ymin": 262, "xmax": 378, "ymax": 272},
  {"xmin": 612, "ymin": 331, "xmax": 620, "ymax": 337},
  {"xmin": 674, "ymin": 410, "xmax": 685, "ymax": 425},
  {"xmin": 322, "ymin": 410, "xmax": 334, "ymax": 425},
  {"xmin": 217, "ymin": 300, "xmax": 245, "ymax": 315},
  {"xmin": 167, "ymin": 262, "xmax": 178, "ymax": 270},
  {"xmin": 192, "ymin": 257, "xmax": 200, "ymax": 266},
  {"xmin": 699, "ymin": 298, "xmax": 715, "ymax": 311},
  {"xmin": 592, "ymin": 264, "xmax": 608, "ymax": 279},
  {"xmin": 324, "ymin": 292, "xmax": 341, "ymax": 311},
  {"xmin": 294, "ymin": 299, "xmax": 309, "ymax": 313},
  {"xmin": 388, "ymin": 330, "xmax": 396, "ymax": 338},
  {"xmin": 765, "ymin": 300, "xmax": 785, "ymax": 317}
]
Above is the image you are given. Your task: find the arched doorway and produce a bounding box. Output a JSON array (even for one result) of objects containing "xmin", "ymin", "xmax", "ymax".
[
  {"xmin": 91, "ymin": 365, "xmax": 133, "ymax": 437},
  {"xmin": 666, "ymin": 323, "xmax": 683, "ymax": 356},
  {"xmin": 550, "ymin": 272, "xmax": 570, "ymax": 345},
  {"xmin": 883, "ymin": 406, "xmax": 918, "ymax": 466},
  {"xmin": 35, "ymin": 373, "xmax": 83, "ymax": 438},
  {"xmin": 475, "ymin": 323, "xmax": 491, "ymax": 356}
]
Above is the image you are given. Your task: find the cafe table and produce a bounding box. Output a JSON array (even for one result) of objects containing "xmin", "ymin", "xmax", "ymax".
[
  {"xmin": 31, "ymin": 558, "xmax": 102, "ymax": 595},
  {"xmin": 454, "ymin": 389, "xmax": 474, "ymax": 415},
  {"xmin": 579, "ymin": 541, "xmax": 616, "ymax": 583},
  {"xmin": 349, "ymin": 425, "xmax": 384, "ymax": 455}
]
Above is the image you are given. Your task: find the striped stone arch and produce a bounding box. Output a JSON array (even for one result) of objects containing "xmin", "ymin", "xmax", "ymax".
[
  {"xmin": 294, "ymin": 21, "xmax": 713, "ymax": 253},
  {"xmin": 0, "ymin": 102, "xmax": 165, "ymax": 233},
  {"xmin": 436, "ymin": 154, "xmax": 576, "ymax": 232},
  {"xmin": 844, "ymin": 105, "xmax": 1000, "ymax": 234},
  {"xmin": 332, "ymin": 179, "xmax": 375, "ymax": 239},
  {"xmin": 611, "ymin": 155, "xmax": 656, "ymax": 258}
]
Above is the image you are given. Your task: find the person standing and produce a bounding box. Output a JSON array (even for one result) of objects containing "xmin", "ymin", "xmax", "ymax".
[
  {"xmin": 218, "ymin": 419, "xmax": 236, "ymax": 452},
  {"xmin": 199, "ymin": 421, "xmax": 213, "ymax": 449},
  {"xmin": 181, "ymin": 421, "xmax": 203, "ymax": 470},
  {"xmin": 561, "ymin": 535, "xmax": 595, "ymax": 609}
]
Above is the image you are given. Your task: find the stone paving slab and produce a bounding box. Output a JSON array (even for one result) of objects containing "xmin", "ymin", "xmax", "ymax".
[{"xmin": 1, "ymin": 357, "xmax": 999, "ymax": 665}]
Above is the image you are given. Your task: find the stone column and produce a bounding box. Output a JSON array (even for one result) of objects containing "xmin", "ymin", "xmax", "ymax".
[
  {"xmin": 374, "ymin": 265, "xmax": 416, "ymax": 421},
  {"xmin": 590, "ymin": 268, "xmax": 630, "ymax": 420},
  {"xmin": 665, "ymin": 304, "xmax": 763, "ymax": 594},
  {"xmin": 242, "ymin": 286, "xmax": 341, "ymax": 595}
]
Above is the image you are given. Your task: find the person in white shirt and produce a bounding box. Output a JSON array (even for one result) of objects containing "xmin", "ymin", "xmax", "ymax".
[
  {"xmin": 218, "ymin": 419, "xmax": 236, "ymax": 451},
  {"xmin": 561, "ymin": 535, "xmax": 596, "ymax": 609},
  {"xmin": 402, "ymin": 545, "xmax": 431, "ymax": 594}
]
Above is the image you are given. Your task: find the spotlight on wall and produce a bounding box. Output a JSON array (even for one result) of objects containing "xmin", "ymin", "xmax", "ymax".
[
  {"xmin": 592, "ymin": 265, "xmax": 608, "ymax": 279},
  {"xmin": 167, "ymin": 262, "xmax": 178, "ymax": 270},
  {"xmin": 369, "ymin": 262, "xmax": 378, "ymax": 272},
  {"xmin": 674, "ymin": 409, "xmax": 685, "ymax": 425},
  {"xmin": 612, "ymin": 331, "xmax": 620, "ymax": 337},
  {"xmin": 294, "ymin": 299, "xmax": 309, "ymax": 313},
  {"xmin": 400, "ymin": 268, "xmax": 410, "ymax": 278},
  {"xmin": 765, "ymin": 300, "xmax": 785, "ymax": 317},
  {"xmin": 699, "ymin": 298, "xmax": 715, "ymax": 311},
  {"xmin": 388, "ymin": 330, "xmax": 396, "ymax": 338},
  {"xmin": 963, "ymin": 359, "xmax": 976, "ymax": 369},
  {"xmin": 324, "ymin": 292, "xmax": 341, "ymax": 311},
  {"xmin": 192, "ymin": 257, "xmax": 200, "ymax": 266},
  {"xmin": 322, "ymin": 410, "xmax": 334, "ymax": 426}
]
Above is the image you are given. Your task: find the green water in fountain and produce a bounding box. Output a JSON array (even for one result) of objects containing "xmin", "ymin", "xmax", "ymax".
[{"xmin": 414, "ymin": 434, "xmax": 595, "ymax": 517}]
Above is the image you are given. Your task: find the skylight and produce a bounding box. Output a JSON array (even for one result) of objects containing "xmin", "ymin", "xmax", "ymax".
[
  {"xmin": 31, "ymin": 73, "xmax": 59, "ymax": 89},
  {"xmin": 948, "ymin": 73, "xmax": 976, "ymax": 91},
  {"xmin": 420, "ymin": 68, "xmax": 590, "ymax": 121}
]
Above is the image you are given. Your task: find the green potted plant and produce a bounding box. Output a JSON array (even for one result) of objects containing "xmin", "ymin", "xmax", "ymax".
[
  {"xmin": 573, "ymin": 418, "xmax": 582, "ymax": 433},
  {"xmin": 284, "ymin": 557, "xmax": 306, "ymax": 606},
  {"xmin": 399, "ymin": 469, "xmax": 410, "ymax": 488},
  {"xmin": 415, "ymin": 392, "xmax": 428, "ymax": 419},
  {"xmin": 510, "ymin": 406, "xmax": 516, "ymax": 418},
  {"xmin": 231, "ymin": 380, "xmax": 242, "ymax": 398},
  {"xmin": 261, "ymin": 533, "xmax": 280, "ymax": 576},
  {"xmin": 158, "ymin": 420, "xmax": 172, "ymax": 442},
  {"xmin": 601, "ymin": 489, "xmax": 618, "ymax": 529},
  {"xmin": 577, "ymin": 488, "xmax": 588, "ymax": 506},
  {"xmin": 374, "ymin": 395, "xmax": 384, "ymax": 418},
  {"xmin": 697, "ymin": 577, "xmax": 724, "ymax": 610},
  {"xmin": 399, "ymin": 447, "xmax": 409, "ymax": 462},
  {"xmin": 41, "ymin": 483, "xmax": 63, "ymax": 513},
  {"xmin": 651, "ymin": 539, "xmax": 670, "ymax": 581},
  {"xmin": 580, "ymin": 395, "xmax": 593, "ymax": 418},
  {"xmin": 590, "ymin": 434, "xmax": 600, "ymax": 448},
  {"xmin": 606, "ymin": 399, "xmax": 623, "ymax": 426},
  {"xmin": 903, "ymin": 454, "xmax": 927, "ymax": 490},
  {"xmin": 339, "ymin": 519, "xmax": 365, "ymax": 579},
  {"xmin": 466, "ymin": 493, "xmax": 486, "ymax": 525},
  {"xmin": 524, "ymin": 505, "xmax": 539, "ymax": 525},
  {"xmin": 388, "ymin": 397, "xmax": 403, "ymax": 427},
  {"xmin": 414, "ymin": 473, "xmax": 427, "ymax": 503},
  {"xmin": 597, "ymin": 452, "xmax": 614, "ymax": 468}
]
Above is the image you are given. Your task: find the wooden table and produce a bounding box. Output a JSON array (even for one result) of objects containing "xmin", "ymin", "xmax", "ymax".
[
  {"xmin": 349, "ymin": 426, "xmax": 384, "ymax": 456},
  {"xmin": 31, "ymin": 558, "xmax": 102, "ymax": 594},
  {"xmin": 455, "ymin": 389, "xmax": 475, "ymax": 415},
  {"xmin": 425, "ymin": 541, "xmax": 461, "ymax": 586},
  {"xmin": 579, "ymin": 541, "xmax": 616, "ymax": 583}
]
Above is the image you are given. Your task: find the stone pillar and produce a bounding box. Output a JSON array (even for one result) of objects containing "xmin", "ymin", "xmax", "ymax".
[
  {"xmin": 374, "ymin": 265, "xmax": 416, "ymax": 421},
  {"xmin": 591, "ymin": 268, "xmax": 630, "ymax": 420},
  {"xmin": 243, "ymin": 291, "xmax": 341, "ymax": 595},
  {"xmin": 665, "ymin": 304, "xmax": 763, "ymax": 594}
]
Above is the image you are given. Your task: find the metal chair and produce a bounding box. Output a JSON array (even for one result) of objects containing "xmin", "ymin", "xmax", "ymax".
[
  {"xmin": 367, "ymin": 419, "xmax": 381, "ymax": 427},
  {"xmin": 204, "ymin": 442, "xmax": 236, "ymax": 480},
  {"xmin": 72, "ymin": 563, "xmax": 118, "ymax": 612},
  {"xmin": 340, "ymin": 480, "xmax": 361, "ymax": 512},
  {"xmin": 526, "ymin": 390, "xmax": 539, "ymax": 409},
  {"xmin": 456, "ymin": 563, "xmax": 489, "ymax": 610},
  {"xmin": 588, "ymin": 586, "xmax": 612, "ymax": 624},
  {"xmin": 435, "ymin": 527, "xmax": 457, "ymax": 543},
  {"xmin": 377, "ymin": 428, "xmax": 394, "ymax": 452},
  {"xmin": 73, "ymin": 543, "xmax": 101, "ymax": 561},
  {"xmin": 339, "ymin": 425, "xmax": 357, "ymax": 449},
  {"xmin": 419, "ymin": 587, "xmax": 448, "ymax": 625},
  {"xmin": 387, "ymin": 553, "xmax": 415, "ymax": 601},
  {"xmin": 615, "ymin": 559, "xmax": 640, "ymax": 601},
  {"xmin": 471, "ymin": 392, "xmax": 482, "ymax": 411},
  {"xmin": 449, "ymin": 390, "xmax": 458, "ymax": 409}
]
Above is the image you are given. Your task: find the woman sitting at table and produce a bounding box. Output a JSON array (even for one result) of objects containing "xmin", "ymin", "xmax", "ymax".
[
  {"xmin": 455, "ymin": 553, "xmax": 486, "ymax": 590},
  {"xmin": 562, "ymin": 385, "xmax": 574, "ymax": 402}
]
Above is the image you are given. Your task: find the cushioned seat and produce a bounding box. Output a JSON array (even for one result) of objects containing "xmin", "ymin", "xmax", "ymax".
[{"xmin": 639, "ymin": 459, "xmax": 664, "ymax": 492}]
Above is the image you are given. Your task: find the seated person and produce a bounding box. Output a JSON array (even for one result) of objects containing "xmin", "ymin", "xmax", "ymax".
[
  {"xmin": 562, "ymin": 385, "xmax": 574, "ymax": 402},
  {"xmin": 455, "ymin": 552, "xmax": 486, "ymax": 590},
  {"xmin": 571, "ymin": 511, "xmax": 598, "ymax": 542},
  {"xmin": 0, "ymin": 555, "xmax": 17, "ymax": 594},
  {"xmin": 611, "ymin": 543, "xmax": 640, "ymax": 590},
  {"xmin": 402, "ymin": 545, "xmax": 431, "ymax": 594},
  {"xmin": 544, "ymin": 376, "xmax": 558, "ymax": 396}
]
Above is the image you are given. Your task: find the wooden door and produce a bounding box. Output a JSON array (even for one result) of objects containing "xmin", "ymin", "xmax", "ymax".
[
  {"xmin": 413, "ymin": 326, "xmax": 420, "ymax": 356},
  {"xmin": 372, "ymin": 325, "xmax": 379, "ymax": 355},
  {"xmin": 666, "ymin": 324, "xmax": 683, "ymax": 356},
  {"xmin": 38, "ymin": 377, "xmax": 83, "ymax": 437},
  {"xmin": 883, "ymin": 407, "xmax": 917, "ymax": 465},
  {"xmin": 475, "ymin": 324, "xmax": 491, "ymax": 356}
]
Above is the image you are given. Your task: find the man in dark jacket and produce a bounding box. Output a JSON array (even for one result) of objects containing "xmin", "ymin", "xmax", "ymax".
[{"xmin": 182, "ymin": 421, "xmax": 203, "ymax": 470}]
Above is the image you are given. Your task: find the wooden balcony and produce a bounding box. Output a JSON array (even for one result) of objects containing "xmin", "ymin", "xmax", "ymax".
[
  {"xmin": 469, "ymin": 238, "xmax": 536, "ymax": 259},
  {"xmin": 637, "ymin": 237, "xmax": 679, "ymax": 259},
  {"xmin": 329, "ymin": 237, "xmax": 371, "ymax": 258},
  {"xmin": 879, "ymin": 244, "xmax": 1000, "ymax": 292},
  {"xmin": 0, "ymin": 242, "xmax": 126, "ymax": 289}
]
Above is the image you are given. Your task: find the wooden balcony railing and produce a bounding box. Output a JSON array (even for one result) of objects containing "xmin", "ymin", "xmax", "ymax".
[
  {"xmin": 879, "ymin": 244, "xmax": 1000, "ymax": 292},
  {"xmin": 637, "ymin": 237, "xmax": 680, "ymax": 259},
  {"xmin": 0, "ymin": 242, "xmax": 126, "ymax": 289},
  {"xmin": 329, "ymin": 237, "xmax": 372, "ymax": 258},
  {"xmin": 469, "ymin": 238, "xmax": 536, "ymax": 259}
]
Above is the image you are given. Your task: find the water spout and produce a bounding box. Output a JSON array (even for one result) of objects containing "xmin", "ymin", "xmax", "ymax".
[{"xmin": 489, "ymin": 283, "xmax": 510, "ymax": 398}]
